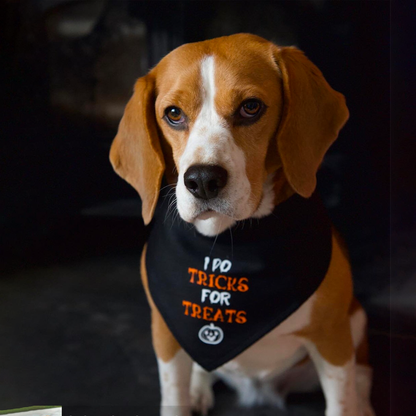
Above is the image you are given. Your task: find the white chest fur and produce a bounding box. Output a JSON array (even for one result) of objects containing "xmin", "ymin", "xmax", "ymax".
[{"xmin": 217, "ymin": 291, "xmax": 315, "ymax": 379}]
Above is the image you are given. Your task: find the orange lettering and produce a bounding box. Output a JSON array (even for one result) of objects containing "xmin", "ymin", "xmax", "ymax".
[
  {"xmin": 236, "ymin": 311, "xmax": 247, "ymax": 324},
  {"xmin": 198, "ymin": 270, "xmax": 208, "ymax": 286},
  {"xmin": 213, "ymin": 308, "xmax": 224, "ymax": 322},
  {"xmin": 227, "ymin": 277, "xmax": 238, "ymax": 291},
  {"xmin": 225, "ymin": 309, "xmax": 236, "ymax": 323},
  {"xmin": 238, "ymin": 277, "xmax": 249, "ymax": 292},
  {"xmin": 215, "ymin": 275, "xmax": 227, "ymax": 290},
  {"xmin": 208, "ymin": 274, "xmax": 215, "ymax": 288},
  {"xmin": 191, "ymin": 303, "xmax": 202, "ymax": 318},
  {"xmin": 182, "ymin": 300, "xmax": 192, "ymax": 315},
  {"xmin": 188, "ymin": 268, "xmax": 198, "ymax": 283},
  {"xmin": 203, "ymin": 307, "xmax": 213, "ymax": 321}
]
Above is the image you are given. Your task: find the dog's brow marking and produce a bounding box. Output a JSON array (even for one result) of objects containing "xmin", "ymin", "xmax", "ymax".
[{"xmin": 200, "ymin": 55, "xmax": 217, "ymax": 123}]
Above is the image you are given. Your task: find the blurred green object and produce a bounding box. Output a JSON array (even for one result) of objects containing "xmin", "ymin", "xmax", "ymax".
[{"xmin": 0, "ymin": 407, "xmax": 60, "ymax": 415}]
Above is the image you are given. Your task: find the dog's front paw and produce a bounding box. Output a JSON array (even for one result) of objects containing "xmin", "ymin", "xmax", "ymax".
[
  {"xmin": 160, "ymin": 406, "xmax": 192, "ymax": 416},
  {"xmin": 190, "ymin": 365, "xmax": 215, "ymax": 415},
  {"xmin": 190, "ymin": 385, "xmax": 214, "ymax": 416}
]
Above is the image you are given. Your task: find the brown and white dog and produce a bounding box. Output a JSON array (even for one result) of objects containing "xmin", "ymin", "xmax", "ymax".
[{"xmin": 109, "ymin": 34, "xmax": 375, "ymax": 416}]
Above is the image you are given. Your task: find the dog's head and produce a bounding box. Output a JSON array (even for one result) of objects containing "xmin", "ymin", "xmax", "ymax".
[{"xmin": 110, "ymin": 34, "xmax": 349, "ymax": 236}]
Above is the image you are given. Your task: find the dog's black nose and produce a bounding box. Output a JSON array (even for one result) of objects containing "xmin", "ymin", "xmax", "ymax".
[{"xmin": 184, "ymin": 165, "xmax": 228, "ymax": 200}]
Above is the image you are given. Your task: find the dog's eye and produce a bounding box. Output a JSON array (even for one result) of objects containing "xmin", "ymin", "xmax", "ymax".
[
  {"xmin": 239, "ymin": 100, "xmax": 262, "ymax": 118},
  {"xmin": 165, "ymin": 106, "xmax": 185, "ymax": 124}
]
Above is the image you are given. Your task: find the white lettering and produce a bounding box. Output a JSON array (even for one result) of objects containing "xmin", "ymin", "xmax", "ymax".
[
  {"xmin": 201, "ymin": 288, "xmax": 211, "ymax": 303},
  {"xmin": 201, "ymin": 289, "xmax": 232, "ymax": 305},
  {"xmin": 220, "ymin": 260, "xmax": 232, "ymax": 273},
  {"xmin": 204, "ymin": 256, "xmax": 210, "ymax": 271},
  {"xmin": 209, "ymin": 291, "xmax": 221, "ymax": 303},
  {"xmin": 221, "ymin": 292, "xmax": 231, "ymax": 306},
  {"xmin": 212, "ymin": 258, "xmax": 222, "ymax": 272}
]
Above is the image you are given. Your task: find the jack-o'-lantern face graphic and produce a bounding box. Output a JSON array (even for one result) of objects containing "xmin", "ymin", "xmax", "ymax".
[{"xmin": 198, "ymin": 323, "xmax": 224, "ymax": 345}]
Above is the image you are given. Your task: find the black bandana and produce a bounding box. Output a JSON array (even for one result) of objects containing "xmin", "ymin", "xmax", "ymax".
[{"xmin": 146, "ymin": 190, "xmax": 332, "ymax": 371}]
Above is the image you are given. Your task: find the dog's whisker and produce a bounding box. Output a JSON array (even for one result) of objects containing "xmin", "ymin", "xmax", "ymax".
[
  {"xmin": 168, "ymin": 209, "xmax": 177, "ymax": 229},
  {"xmin": 162, "ymin": 192, "xmax": 177, "ymax": 218},
  {"xmin": 165, "ymin": 207, "xmax": 176, "ymax": 224},
  {"xmin": 160, "ymin": 182, "xmax": 177, "ymax": 193},
  {"xmin": 164, "ymin": 195, "xmax": 178, "ymax": 224},
  {"xmin": 164, "ymin": 188, "xmax": 177, "ymax": 202},
  {"xmin": 228, "ymin": 227, "xmax": 234, "ymax": 261},
  {"xmin": 164, "ymin": 209, "xmax": 174, "ymax": 224},
  {"xmin": 167, "ymin": 194, "xmax": 176, "ymax": 206},
  {"xmin": 172, "ymin": 209, "xmax": 183, "ymax": 230},
  {"xmin": 167, "ymin": 195, "xmax": 177, "ymax": 209}
]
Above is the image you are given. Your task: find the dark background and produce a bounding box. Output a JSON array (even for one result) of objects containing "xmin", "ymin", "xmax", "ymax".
[{"xmin": 0, "ymin": 1, "xmax": 412, "ymax": 415}]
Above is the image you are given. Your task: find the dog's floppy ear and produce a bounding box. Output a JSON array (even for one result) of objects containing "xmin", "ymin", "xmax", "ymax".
[
  {"xmin": 110, "ymin": 74, "xmax": 165, "ymax": 224},
  {"xmin": 273, "ymin": 46, "xmax": 349, "ymax": 197}
]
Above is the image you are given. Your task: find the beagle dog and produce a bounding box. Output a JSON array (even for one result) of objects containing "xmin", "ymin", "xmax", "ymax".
[{"xmin": 110, "ymin": 34, "xmax": 375, "ymax": 416}]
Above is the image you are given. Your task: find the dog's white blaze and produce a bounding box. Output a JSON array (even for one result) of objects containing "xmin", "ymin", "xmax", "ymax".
[{"xmin": 176, "ymin": 56, "xmax": 252, "ymax": 236}]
